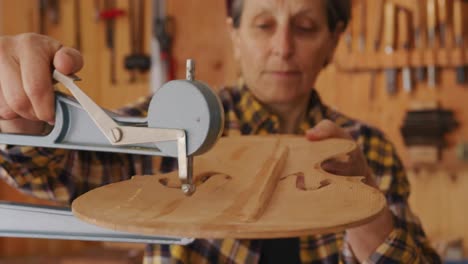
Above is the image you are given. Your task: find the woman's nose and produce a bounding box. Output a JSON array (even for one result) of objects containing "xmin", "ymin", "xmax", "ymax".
[{"xmin": 271, "ymin": 26, "xmax": 294, "ymax": 59}]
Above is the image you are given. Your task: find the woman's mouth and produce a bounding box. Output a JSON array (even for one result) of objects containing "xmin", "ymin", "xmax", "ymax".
[{"xmin": 265, "ymin": 70, "xmax": 301, "ymax": 79}]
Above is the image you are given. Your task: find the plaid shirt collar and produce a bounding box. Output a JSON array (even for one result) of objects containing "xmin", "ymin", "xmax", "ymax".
[{"xmin": 235, "ymin": 85, "xmax": 328, "ymax": 135}]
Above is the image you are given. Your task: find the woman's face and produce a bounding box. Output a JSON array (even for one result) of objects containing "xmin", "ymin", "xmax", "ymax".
[{"xmin": 230, "ymin": 0, "xmax": 340, "ymax": 105}]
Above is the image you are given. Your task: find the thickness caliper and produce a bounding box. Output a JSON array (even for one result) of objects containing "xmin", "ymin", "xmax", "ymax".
[{"xmin": 0, "ymin": 60, "xmax": 224, "ymax": 244}]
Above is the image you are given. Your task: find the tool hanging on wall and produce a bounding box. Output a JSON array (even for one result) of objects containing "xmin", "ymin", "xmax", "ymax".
[
  {"xmin": 151, "ymin": 0, "xmax": 167, "ymax": 92},
  {"xmin": 124, "ymin": 0, "xmax": 151, "ymax": 83},
  {"xmin": 94, "ymin": 0, "xmax": 100, "ymax": 22},
  {"xmin": 413, "ymin": 0, "xmax": 427, "ymax": 82},
  {"xmin": 38, "ymin": 0, "xmax": 47, "ymax": 34},
  {"xmin": 368, "ymin": 0, "xmax": 384, "ymax": 102},
  {"xmin": 74, "ymin": 0, "xmax": 81, "ymax": 51},
  {"xmin": 336, "ymin": 0, "xmax": 468, "ymax": 94},
  {"xmin": 437, "ymin": 0, "xmax": 448, "ymax": 48},
  {"xmin": 426, "ymin": 0, "xmax": 438, "ymax": 88},
  {"xmin": 38, "ymin": 0, "xmax": 60, "ymax": 35},
  {"xmin": 346, "ymin": 0, "xmax": 366, "ymax": 53},
  {"xmin": 99, "ymin": 0, "xmax": 125, "ymax": 85},
  {"xmin": 153, "ymin": 0, "xmax": 175, "ymax": 83},
  {"xmin": 357, "ymin": 0, "xmax": 367, "ymax": 53},
  {"xmin": 401, "ymin": 105, "xmax": 459, "ymax": 163},
  {"xmin": 384, "ymin": 1, "xmax": 397, "ymax": 95},
  {"xmin": 398, "ymin": 8, "xmax": 412, "ymax": 93},
  {"xmin": 344, "ymin": 20, "xmax": 353, "ymax": 52},
  {"xmin": 453, "ymin": 0, "xmax": 466, "ymax": 84}
]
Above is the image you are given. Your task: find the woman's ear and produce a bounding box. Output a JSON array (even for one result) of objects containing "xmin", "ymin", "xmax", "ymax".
[{"xmin": 226, "ymin": 17, "xmax": 241, "ymax": 61}]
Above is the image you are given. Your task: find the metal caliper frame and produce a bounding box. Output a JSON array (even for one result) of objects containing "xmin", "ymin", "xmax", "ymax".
[
  {"xmin": 0, "ymin": 60, "xmax": 224, "ymax": 244},
  {"xmin": 54, "ymin": 70, "xmax": 195, "ymax": 195}
]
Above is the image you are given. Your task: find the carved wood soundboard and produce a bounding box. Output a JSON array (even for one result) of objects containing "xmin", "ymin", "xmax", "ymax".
[{"xmin": 72, "ymin": 136, "xmax": 386, "ymax": 239}]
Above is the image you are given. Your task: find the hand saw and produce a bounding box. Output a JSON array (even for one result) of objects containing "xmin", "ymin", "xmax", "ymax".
[{"xmin": 0, "ymin": 59, "xmax": 223, "ymax": 243}]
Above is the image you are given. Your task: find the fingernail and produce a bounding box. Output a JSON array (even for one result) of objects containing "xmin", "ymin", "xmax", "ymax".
[
  {"xmin": 308, "ymin": 128, "xmax": 322, "ymax": 137},
  {"xmin": 63, "ymin": 47, "xmax": 78, "ymax": 56},
  {"xmin": 47, "ymin": 120, "xmax": 55, "ymax": 126}
]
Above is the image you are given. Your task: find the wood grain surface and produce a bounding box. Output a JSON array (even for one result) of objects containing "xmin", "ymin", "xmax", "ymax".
[{"xmin": 72, "ymin": 136, "xmax": 386, "ymax": 239}]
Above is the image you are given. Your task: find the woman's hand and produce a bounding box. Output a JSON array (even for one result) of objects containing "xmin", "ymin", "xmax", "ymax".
[
  {"xmin": 306, "ymin": 119, "xmax": 394, "ymax": 261},
  {"xmin": 305, "ymin": 119, "xmax": 376, "ymax": 186},
  {"xmin": 0, "ymin": 33, "xmax": 83, "ymax": 134}
]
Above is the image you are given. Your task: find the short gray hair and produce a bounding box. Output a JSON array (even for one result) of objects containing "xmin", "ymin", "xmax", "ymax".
[{"xmin": 227, "ymin": 0, "xmax": 351, "ymax": 32}]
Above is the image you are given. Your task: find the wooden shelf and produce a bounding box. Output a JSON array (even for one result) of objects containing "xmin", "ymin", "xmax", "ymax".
[{"xmin": 335, "ymin": 48, "xmax": 467, "ymax": 71}]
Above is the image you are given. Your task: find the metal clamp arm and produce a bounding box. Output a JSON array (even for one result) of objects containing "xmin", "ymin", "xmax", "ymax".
[
  {"xmin": 53, "ymin": 70, "xmax": 195, "ymax": 195},
  {"xmin": 53, "ymin": 71, "xmax": 121, "ymax": 144}
]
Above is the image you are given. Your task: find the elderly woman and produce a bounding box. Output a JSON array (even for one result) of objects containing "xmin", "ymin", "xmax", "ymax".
[{"xmin": 0, "ymin": 0, "xmax": 440, "ymax": 263}]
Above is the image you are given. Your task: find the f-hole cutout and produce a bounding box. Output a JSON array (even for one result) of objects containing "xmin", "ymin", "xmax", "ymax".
[
  {"xmin": 281, "ymin": 172, "xmax": 331, "ymax": 191},
  {"xmin": 159, "ymin": 171, "xmax": 232, "ymax": 189}
]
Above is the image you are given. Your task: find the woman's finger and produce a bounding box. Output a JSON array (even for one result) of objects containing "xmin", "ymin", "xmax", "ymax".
[
  {"xmin": 0, "ymin": 83, "xmax": 19, "ymax": 120},
  {"xmin": 0, "ymin": 55, "xmax": 37, "ymax": 121},
  {"xmin": 53, "ymin": 47, "xmax": 84, "ymax": 75},
  {"xmin": 19, "ymin": 38, "xmax": 62, "ymax": 123},
  {"xmin": 306, "ymin": 119, "xmax": 351, "ymax": 141}
]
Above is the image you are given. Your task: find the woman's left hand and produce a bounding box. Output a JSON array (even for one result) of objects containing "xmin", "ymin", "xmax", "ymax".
[
  {"xmin": 305, "ymin": 119, "xmax": 376, "ymax": 187},
  {"xmin": 306, "ymin": 120, "xmax": 394, "ymax": 261}
]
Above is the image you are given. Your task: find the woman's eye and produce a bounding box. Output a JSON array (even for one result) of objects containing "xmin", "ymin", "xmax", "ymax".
[
  {"xmin": 295, "ymin": 23, "xmax": 315, "ymax": 31},
  {"xmin": 256, "ymin": 24, "xmax": 273, "ymax": 30},
  {"xmin": 294, "ymin": 25, "xmax": 317, "ymax": 34},
  {"xmin": 297, "ymin": 26, "xmax": 312, "ymax": 31},
  {"xmin": 294, "ymin": 17, "xmax": 318, "ymax": 34}
]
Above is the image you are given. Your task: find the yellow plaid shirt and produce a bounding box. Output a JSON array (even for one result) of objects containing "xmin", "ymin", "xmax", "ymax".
[{"xmin": 0, "ymin": 86, "xmax": 440, "ymax": 263}]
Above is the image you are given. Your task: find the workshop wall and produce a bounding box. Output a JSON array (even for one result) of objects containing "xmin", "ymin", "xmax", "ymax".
[{"xmin": 0, "ymin": 0, "xmax": 467, "ymax": 261}]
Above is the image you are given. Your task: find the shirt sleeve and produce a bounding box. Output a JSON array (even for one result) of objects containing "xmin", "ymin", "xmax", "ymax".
[
  {"xmin": 0, "ymin": 96, "xmax": 162, "ymax": 204},
  {"xmin": 358, "ymin": 127, "xmax": 441, "ymax": 263}
]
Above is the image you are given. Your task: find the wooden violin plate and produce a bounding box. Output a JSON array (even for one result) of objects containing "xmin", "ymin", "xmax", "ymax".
[{"xmin": 72, "ymin": 136, "xmax": 386, "ymax": 239}]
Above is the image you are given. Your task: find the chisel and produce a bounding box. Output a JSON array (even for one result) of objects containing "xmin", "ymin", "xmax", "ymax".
[
  {"xmin": 427, "ymin": 0, "xmax": 438, "ymax": 88},
  {"xmin": 369, "ymin": 0, "xmax": 385, "ymax": 101},
  {"xmin": 437, "ymin": 0, "xmax": 448, "ymax": 48},
  {"xmin": 344, "ymin": 25, "xmax": 353, "ymax": 53},
  {"xmin": 344, "ymin": 2, "xmax": 354, "ymax": 53},
  {"xmin": 74, "ymin": 0, "xmax": 81, "ymax": 51},
  {"xmin": 454, "ymin": 0, "xmax": 466, "ymax": 84},
  {"xmin": 398, "ymin": 8, "xmax": 412, "ymax": 92},
  {"xmin": 47, "ymin": 0, "xmax": 60, "ymax": 25},
  {"xmin": 125, "ymin": 0, "xmax": 151, "ymax": 82},
  {"xmin": 358, "ymin": 0, "xmax": 367, "ymax": 52},
  {"xmin": 372, "ymin": 0, "xmax": 385, "ymax": 52},
  {"xmin": 38, "ymin": 0, "xmax": 47, "ymax": 34},
  {"xmin": 413, "ymin": 0, "xmax": 427, "ymax": 82},
  {"xmin": 384, "ymin": 1, "xmax": 397, "ymax": 95}
]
